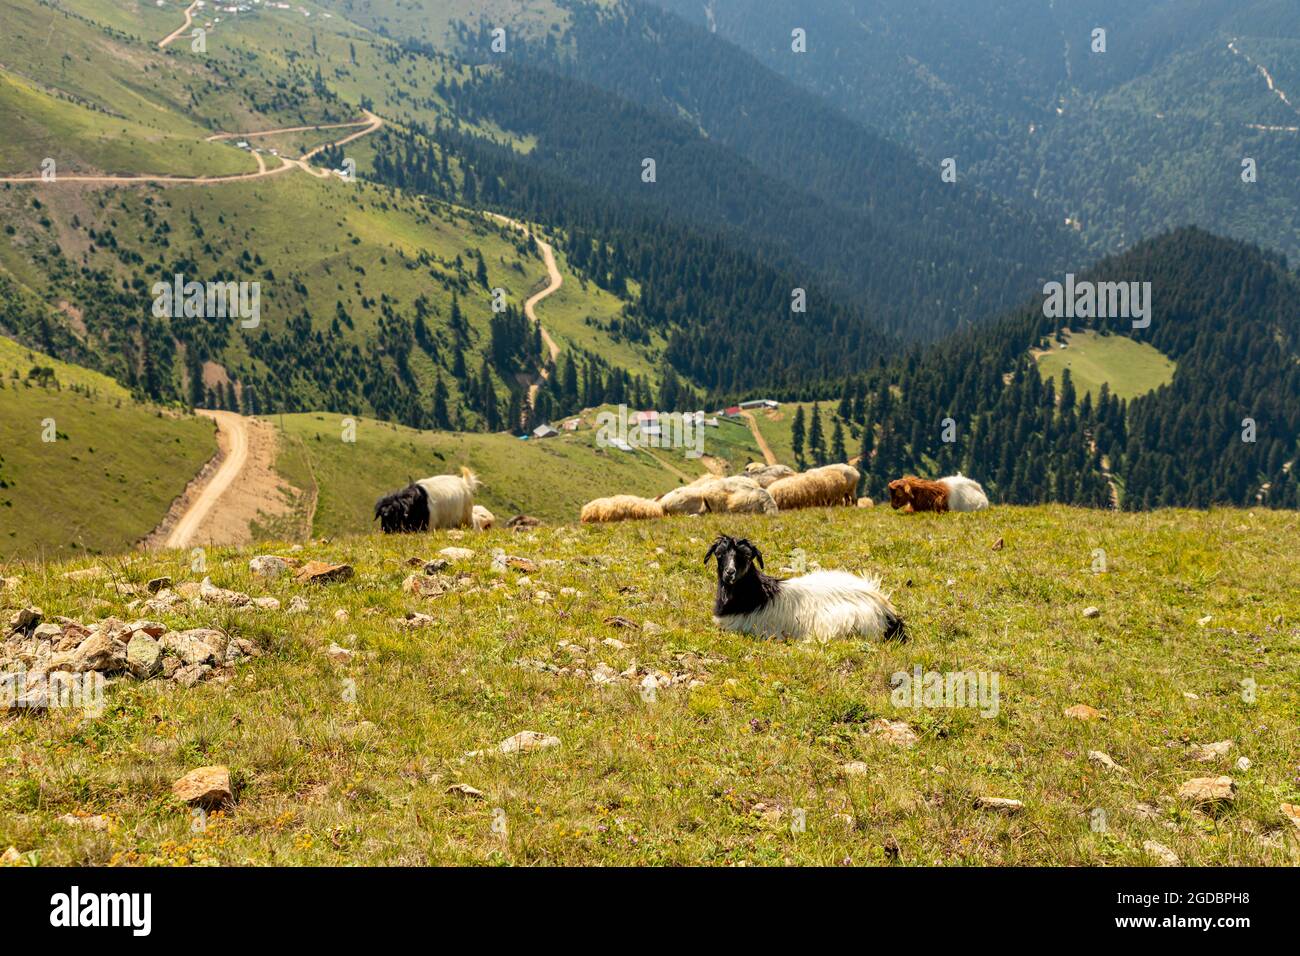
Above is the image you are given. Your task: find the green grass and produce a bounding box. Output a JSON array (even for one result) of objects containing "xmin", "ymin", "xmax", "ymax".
[
  {"xmin": 1036, "ymin": 330, "xmax": 1176, "ymax": 401},
  {"xmin": 0, "ymin": 338, "xmax": 214, "ymax": 560},
  {"xmin": 2, "ymin": 506, "xmax": 1296, "ymax": 865},
  {"xmin": 0, "ymin": 334, "xmax": 131, "ymax": 401},
  {"xmin": 0, "ymin": 72, "xmax": 255, "ymax": 178}
]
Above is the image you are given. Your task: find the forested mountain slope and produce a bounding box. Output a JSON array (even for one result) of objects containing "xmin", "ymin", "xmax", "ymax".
[
  {"xmin": 453, "ymin": 1, "xmax": 1082, "ymax": 340},
  {"xmin": 652, "ymin": 0, "xmax": 1300, "ymax": 264},
  {"xmin": 827, "ymin": 229, "xmax": 1299, "ymax": 509}
]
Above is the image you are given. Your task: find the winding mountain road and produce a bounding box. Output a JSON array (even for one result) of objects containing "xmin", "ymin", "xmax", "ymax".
[
  {"xmin": 488, "ymin": 214, "xmax": 563, "ymax": 404},
  {"xmin": 1227, "ymin": 38, "xmax": 1300, "ymax": 128}
]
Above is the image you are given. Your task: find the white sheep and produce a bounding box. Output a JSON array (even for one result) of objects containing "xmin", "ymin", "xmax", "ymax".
[
  {"xmin": 472, "ymin": 504, "xmax": 496, "ymax": 530},
  {"xmin": 658, "ymin": 476, "xmax": 776, "ymax": 515},
  {"xmin": 415, "ymin": 467, "xmax": 481, "ymax": 529},
  {"xmin": 938, "ymin": 474, "xmax": 989, "ymax": 511},
  {"xmin": 705, "ymin": 535, "xmax": 904, "ymax": 642}
]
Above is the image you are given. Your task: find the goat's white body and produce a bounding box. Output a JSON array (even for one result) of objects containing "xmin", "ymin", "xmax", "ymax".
[
  {"xmin": 714, "ymin": 570, "xmax": 897, "ymax": 641},
  {"xmin": 939, "ymin": 473, "xmax": 989, "ymax": 511},
  {"xmin": 416, "ymin": 471, "xmax": 479, "ymax": 529}
]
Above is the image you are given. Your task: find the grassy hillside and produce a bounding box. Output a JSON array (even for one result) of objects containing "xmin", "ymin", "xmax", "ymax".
[
  {"xmin": 0, "ymin": 336, "xmax": 214, "ymax": 560},
  {"xmin": 0, "ymin": 0, "xmax": 341, "ymax": 172},
  {"xmin": 1, "ymin": 505, "xmax": 1296, "ymax": 865},
  {"xmin": 0, "ymin": 72, "xmax": 254, "ymax": 179},
  {"xmin": 1035, "ymin": 329, "xmax": 1177, "ymax": 401},
  {"xmin": 1, "ymin": 0, "xmax": 659, "ymax": 427}
]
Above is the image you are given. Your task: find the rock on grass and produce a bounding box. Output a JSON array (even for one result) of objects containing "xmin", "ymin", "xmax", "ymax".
[
  {"xmin": 1177, "ymin": 776, "xmax": 1236, "ymax": 810},
  {"xmin": 498, "ymin": 731, "xmax": 560, "ymax": 754},
  {"xmin": 172, "ymin": 766, "xmax": 232, "ymax": 808},
  {"xmin": 1187, "ymin": 740, "xmax": 1233, "ymax": 762},
  {"xmin": 868, "ymin": 718, "xmax": 919, "ymax": 747},
  {"xmin": 974, "ymin": 797, "xmax": 1024, "ymax": 814},
  {"xmin": 293, "ymin": 561, "xmax": 354, "ymax": 584},
  {"xmin": 1064, "ymin": 704, "xmax": 1103, "ymax": 721},
  {"xmin": 1088, "ymin": 750, "xmax": 1127, "ymax": 773},
  {"xmin": 1143, "ymin": 840, "xmax": 1181, "ymax": 866},
  {"xmin": 126, "ymin": 632, "xmax": 162, "ymax": 678}
]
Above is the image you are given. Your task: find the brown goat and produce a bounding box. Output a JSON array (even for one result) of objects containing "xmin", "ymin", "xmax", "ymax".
[{"xmin": 887, "ymin": 476, "xmax": 950, "ymax": 514}]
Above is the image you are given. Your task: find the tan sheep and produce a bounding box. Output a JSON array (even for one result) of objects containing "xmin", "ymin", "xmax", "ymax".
[
  {"xmin": 817, "ymin": 463, "xmax": 861, "ymax": 505},
  {"xmin": 767, "ymin": 464, "xmax": 859, "ymax": 510},
  {"xmin": 580, "ymin": 495, "xmax": 665, "ymax": 523},
  {"xmin": 657, "ymin": 484, "xmax": 711, "ymax": 515}
]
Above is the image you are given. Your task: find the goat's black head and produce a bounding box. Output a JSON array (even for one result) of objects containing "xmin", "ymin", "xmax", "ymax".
[
  {"xmin": 374, "ymin": 483, "xmax": 430, "ymax": 534},
  {"xmin": 703, "ymin": 534, "xmax": 764, "ymax": 586}
]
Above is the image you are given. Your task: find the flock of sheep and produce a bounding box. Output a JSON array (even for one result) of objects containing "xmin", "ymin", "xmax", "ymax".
[
  {"xmin": 374, "ymin": 461, "xmax": 989, "ymax": 535},
  {"xmin": 580, "ymin": 462, "xmax": 860, "ymax": 523},
  {"xmin": 579, "ymin": 463, "xmax": 987, "ymax": 523}
]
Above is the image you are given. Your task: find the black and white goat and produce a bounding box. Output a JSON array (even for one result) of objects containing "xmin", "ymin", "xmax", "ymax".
[
  {"xmin": 374, "ymin": 467, "xmax": 482, "ymax": 533},
  {"xmin": 704, "ymin": 535, "xmax": 905, "ymax": 641}
]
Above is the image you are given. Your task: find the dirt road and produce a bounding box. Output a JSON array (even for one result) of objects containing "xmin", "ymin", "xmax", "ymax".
[
  {"xmin": 740, "ymin": 410, "xmax": 778, "ymax": 465},
  {"xmin": 164, "ymin": 410, "xmax": 249, "ymax": 548},
  {"xmin": 1228, "ymin": 38, "xmax": 1300, "ymax": 119},
  {"xmin": 148, "ymin": 409, "xmax": 310, "ymax": 549},
  {"xmin": 158, "ymin": 1, "xmax": 200, "ymax": 51}
]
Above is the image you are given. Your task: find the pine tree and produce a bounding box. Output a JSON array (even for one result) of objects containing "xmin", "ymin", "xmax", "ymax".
[
  {"xmin": 791, "ymin": 405, "xmax": 806, "ymax": 469},
  {"xmin": 432, "ymin": 374, "xmax": 449, "ymax": 429},
  {"xmin": 831, "ymin": 419, "xmax": 846, "ymax": 463},
  {"xmin": 809, "ymin": 402, "xmax": 826, "ymax": 466}
]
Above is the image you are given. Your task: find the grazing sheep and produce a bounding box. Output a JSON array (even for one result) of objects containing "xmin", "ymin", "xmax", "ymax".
[
  {"xmin": 938, "ymin": 474, "xmax": 990, "ymax": 511},
  {"xmin": 705, "ymin": 535, "xmax": 904, "ymax": 641},
  {"xmin": 580, "ymin": 495, "xmax": 665, "ymax": 523},
  {"xmin": 766, "ymin": 464, "xmax": 857, "ymax": 510},
  {"xmin": 472, "ymin": 504, "xmax": 496, "ymax": 530},
  {"xmin": 743, "ymin": 463, "xmax": 796, "ymax": 487},
  {"xmin": 374, "ymin": 483, "xmax": 430, "ymax": 533},
  {"xmin": 887, "ymin": 476, "xmax": 950, "ymax": 514},
  {"xmin": 658, "ymin": 476, "xmax": 777, "ymax": 515},
  {"xmin": 415, "ymin": 467, "xmax": 481, "ymax": 529},
  {"xmin": 818, "ymin": 463, "xmax": 861, "ymax": 505}
]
